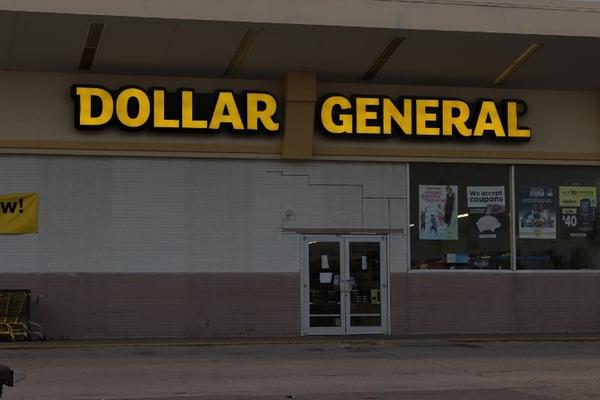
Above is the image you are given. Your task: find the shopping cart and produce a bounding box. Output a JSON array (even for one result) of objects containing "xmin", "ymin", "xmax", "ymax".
[{"xmin": 0, "ymin": 290, "xmax": 44, "ymax": 341}]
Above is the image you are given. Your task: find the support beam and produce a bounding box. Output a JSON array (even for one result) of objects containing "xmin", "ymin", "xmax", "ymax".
[{"xmin": 281, "ymin": 72, "xmax": 316, "ymax": 160}]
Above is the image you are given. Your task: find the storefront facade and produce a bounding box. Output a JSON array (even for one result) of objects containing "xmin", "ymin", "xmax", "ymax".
[{"xmin": 1, "ymin": 1, "xmax": 600, "ymax": 338}]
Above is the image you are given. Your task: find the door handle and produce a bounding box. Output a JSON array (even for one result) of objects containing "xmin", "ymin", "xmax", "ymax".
[{"xmin": 339, "ymin": 278, "xmax": 348, "ymax": 294}]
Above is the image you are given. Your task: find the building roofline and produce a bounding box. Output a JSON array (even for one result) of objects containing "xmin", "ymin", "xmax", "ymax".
[{"xmin": 1, "ymin": 0, "xmax": 600, "ymax": 37}]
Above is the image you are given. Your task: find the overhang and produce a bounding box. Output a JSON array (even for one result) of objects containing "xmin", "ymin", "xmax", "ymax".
[{"xmin": 0, "ymin": 6, "xmax": 599, "ymax": 90}]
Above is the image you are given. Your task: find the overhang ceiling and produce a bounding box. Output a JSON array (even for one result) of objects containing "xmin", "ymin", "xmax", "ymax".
[{"xmin": 1, "ymin": 11, "xmax": 600, "ymax": 90}]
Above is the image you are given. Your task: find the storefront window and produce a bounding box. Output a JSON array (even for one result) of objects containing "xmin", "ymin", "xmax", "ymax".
[
  {"xmin": 410, "ymin": 163, "xmax": 511, "ymax": 270},
  {"xmin": 515, "ymin": 165, "xmax": 600, "ymax": 270}
]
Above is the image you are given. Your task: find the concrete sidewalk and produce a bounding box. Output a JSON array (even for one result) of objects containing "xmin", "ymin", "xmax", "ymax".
[{"xmin": 2, "ymin": 338, "xmax": 600, "ymax": 400}]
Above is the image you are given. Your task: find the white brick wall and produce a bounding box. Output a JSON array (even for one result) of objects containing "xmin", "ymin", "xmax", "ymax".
[{"xmin": 0, "ymin": 155, "xmax": 408, "ymax": 273}]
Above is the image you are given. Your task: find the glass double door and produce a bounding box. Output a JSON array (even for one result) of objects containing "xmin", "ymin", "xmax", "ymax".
[{"xmin": 302, "ymin": 236, "xmax": 388, "ymax": 335}]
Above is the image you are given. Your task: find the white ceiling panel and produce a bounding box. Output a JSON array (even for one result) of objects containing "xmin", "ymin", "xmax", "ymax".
[
  {"xmin": 10, "ymin": 12, "xmax": 94, "ymax": 71},
  {"xmin": 92, "ymin": 16, "xmax": 177, "ymax": 75},
  {"xmin": 506, "ymin": 36, "xmax": 600, "ymax": 90},
  {"xmin": 240, "ymin": 24, "xmax": 396, "ymax": 81},
  {"xmin": 376, "ymin": 30, "xmax": 537, "ymax": 87},
  {"xmin": 158, "ymin": 20, "xmax": 250, "ymax": 77},
  {"xmin": 2, "ymin": 11, "xmax": 600, "ymax": 90},
  {"xmin": 0, "ymin": 11, "xmax": 16, "ymax": 70}
]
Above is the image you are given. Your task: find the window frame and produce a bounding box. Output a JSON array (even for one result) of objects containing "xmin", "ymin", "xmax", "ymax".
[{"xmin": 407, "ymin": 162, "xmax": 600, "ymax": 273}]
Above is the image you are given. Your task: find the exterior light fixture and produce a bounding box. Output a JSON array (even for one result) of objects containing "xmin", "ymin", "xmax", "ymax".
[
  {"xmin": 362, "ymin": 36, "xmax": 405, "ymax": 81},
  {"xmin": 493, "ymin": 42, "xmax": 543, "ymax": 85},
  {"xmin": 79, "ymin": 23, "xmax": 104, "ymax": 71},
  {"xmin": 225, "ymin": 29, "xmax": 259, "ymax": 76}
]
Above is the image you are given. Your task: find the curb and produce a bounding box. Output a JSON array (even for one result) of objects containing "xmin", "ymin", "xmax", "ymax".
[{"xmin": 2, "ymin": 335, "xmax": 600, "ymax": 350}]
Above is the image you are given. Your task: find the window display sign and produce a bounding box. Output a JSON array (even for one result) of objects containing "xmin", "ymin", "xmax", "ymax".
[
  {"xmin": 418, "ymin": 185, "xmax": 458, "ymax": 240},
  {"xmin": 559, "ymin": 186, "xmax": 597, "ymax": 239},
  {"xmin": 518, "ymin": 186, "xmax": 556, "ymax": 239},
  {"xmin": 467, "ymin": 186, "xmax": 506, "ymax": 239}
]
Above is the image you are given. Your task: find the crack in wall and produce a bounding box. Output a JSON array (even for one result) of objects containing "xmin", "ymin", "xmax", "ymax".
[{"xmin": 267, "ymin": 169, "xmax": 406, "ymax": 233}]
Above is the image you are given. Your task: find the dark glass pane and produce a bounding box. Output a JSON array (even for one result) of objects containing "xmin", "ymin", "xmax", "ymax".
[
  {"xmin": 351, "ymin": 316, "xmax": 381, "ymax": 326},
  {"xmin": 349, "ymin": 242, "xmax": 381, "ymax": 327},
  {"xmin": 310, "ymin": 316, "xmax": 341, "ymax": 327},
  {"xmin": 309, "ymin": 241, "xmax": 341, "ymax": 327},
  {"xmin": 410, "ymin": 163, "xmax": 511, "ymax": 270},
  {"xmin": 515, "ymin": 165, "xmax": 600, "ymax": 270}
]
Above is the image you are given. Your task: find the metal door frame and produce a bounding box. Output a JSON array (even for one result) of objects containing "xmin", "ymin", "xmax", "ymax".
[
  {"xmin": 344, "ymin": 236, "xmax": 388, "ymax": 335},
  {"xmin": 301, "ymin": 236, "xmax": 345, "ymax": 335},
  {"xmin": 301, "ymin": 235, "xmax": 389, "ymax": 336}
]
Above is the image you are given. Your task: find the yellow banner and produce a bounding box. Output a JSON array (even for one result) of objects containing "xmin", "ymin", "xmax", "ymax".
[{"xmin": 0, "ymin": 193, "xmax": 38, "ymax": 234}]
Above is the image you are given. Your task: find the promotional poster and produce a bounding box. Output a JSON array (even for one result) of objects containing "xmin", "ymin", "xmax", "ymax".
[
  {"xmin": 559, "ymin": 186, "xmax": 597, "ymax": 239},
  {"xmin": 467, "ymin": 186, "xmax": 506, "ymax": 239},
  {"xmin": 419, "ymin": 185, "xmax": 458, "ymax": 240},
  {"xmin": 518, "ymin": 186, "xmax": 557, "ymax": 239},
  {"xmin": 0, "ymin": 192, "xmax": 39, "ymax": 234}
]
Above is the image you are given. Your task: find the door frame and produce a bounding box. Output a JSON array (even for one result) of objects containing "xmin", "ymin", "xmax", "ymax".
[
  {"xmin": 344, "ymin": 236, "xmax": 389, "ymax": 335},
  {"xmin": 301, "ymin": 235, "xmax": 390, "ymax": 336},
  {"xmin": 300, "ymin": 236, "xmax": 345, "ymax": 336}
]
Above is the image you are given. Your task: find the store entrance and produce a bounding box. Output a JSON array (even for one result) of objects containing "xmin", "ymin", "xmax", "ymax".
[{"xmin": 302, "ymin": 236, "xmax": 388, "ymax": 335}]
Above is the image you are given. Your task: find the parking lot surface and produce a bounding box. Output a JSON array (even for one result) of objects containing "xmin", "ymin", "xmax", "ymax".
[{"xmin": 1, "ymin": 338, "xmax": 600, "ymax": 400}]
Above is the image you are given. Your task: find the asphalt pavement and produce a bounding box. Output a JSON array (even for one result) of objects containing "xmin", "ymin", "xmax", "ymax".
[{"xmin": 1, "ymin": 338, "xmax": 600, "ymax": 400}]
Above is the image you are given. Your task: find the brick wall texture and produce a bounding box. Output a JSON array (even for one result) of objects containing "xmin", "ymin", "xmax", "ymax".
[
  {"xmin": 393, "ymin": 272, "xmax": 600, "ymax": 335},
  {"xmin": 1, "ymin": 272, "xmax": 599, "ymax": 338},
  {"xmin": 0, "ymin": 273, "xmax": 300, "ymax": 338}
]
